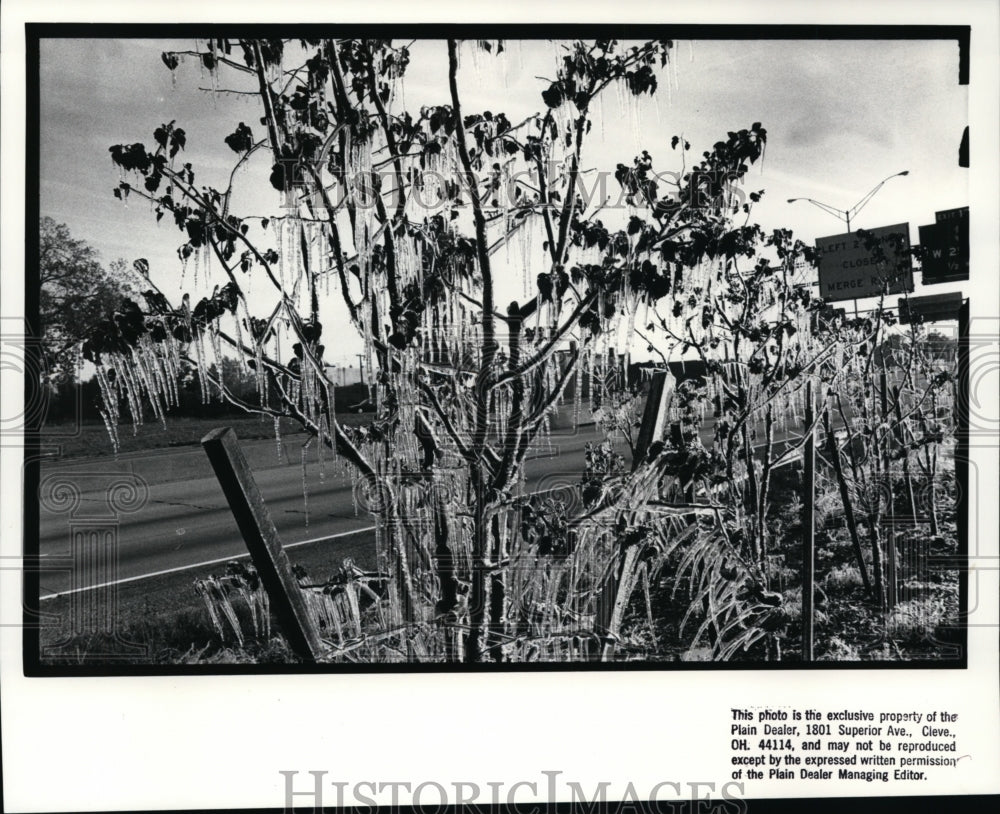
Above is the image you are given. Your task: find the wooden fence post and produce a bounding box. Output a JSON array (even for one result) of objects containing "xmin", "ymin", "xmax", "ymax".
[
  {"xmin": 822, "ymin": 407, "xmax": 873, "ymax": 595},
  {"xmin": 202, "ymin": 427, "xmax": 324, "ymax": 662},
  {"xmin": 802, "ymin": 380, "xmax": 816, "ymax": 662},
  {"xmin": 633, "ymin": 371, "xmax": 670, "ymax": 470}
]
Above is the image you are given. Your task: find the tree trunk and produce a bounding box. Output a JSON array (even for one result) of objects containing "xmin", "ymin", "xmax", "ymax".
[
  {"xmin": 465, "ymin": 491, "xmax": 490, "ymax": 663},
  {"xmin": 432, "ymin": 493, "xmax": 460, "ymax": 661},
  {"xmin": 487, "ymin": 513, "xmax": 507, "ymax": 663},
  {"xmin": 822, "ymin": 408, "xmax": 872, "ymax": 595}
]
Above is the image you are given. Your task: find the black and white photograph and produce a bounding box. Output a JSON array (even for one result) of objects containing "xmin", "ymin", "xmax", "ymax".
[
  {"xmin": 25, "ymin": 25, "xmax": 974, "ymax": 669},
  {"xmin": 2, "ymin": 1, "xmax": 999, "ymax": 811}
]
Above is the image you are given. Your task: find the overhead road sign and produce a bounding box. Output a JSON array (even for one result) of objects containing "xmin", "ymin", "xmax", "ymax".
[
  {"xmin": 918, "ymin": 206, "xmax": 968, "ymax": 284},
  {"xmin": 898, "ymin": 291, "xmax": 964, "ymax": 324},
  {"xmin": 815, "ymin": 223, "xmax": 914, "ymax": 303}
]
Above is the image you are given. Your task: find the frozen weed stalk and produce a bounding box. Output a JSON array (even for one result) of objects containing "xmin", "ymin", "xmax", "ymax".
[{"xmin": 82, "ymin": 37, "xmax": 959, "ymax": 663}]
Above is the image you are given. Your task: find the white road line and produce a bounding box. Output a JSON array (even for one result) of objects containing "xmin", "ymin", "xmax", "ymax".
[
  {"xmin": 34, "ymin": 480, "xmax": 581, "ymax": 600},
  {"xmin": 37, "ymin": 525, "xmax": 376, "ymax": 601}
]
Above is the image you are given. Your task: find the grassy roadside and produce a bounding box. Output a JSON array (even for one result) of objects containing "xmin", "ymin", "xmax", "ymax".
[{"xmin": 38, "ymin": 528, "xmax": 377, "ymax": 666}]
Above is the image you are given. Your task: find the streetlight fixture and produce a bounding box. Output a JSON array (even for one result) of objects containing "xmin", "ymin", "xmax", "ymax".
[{"xmin": 787, "ymin": 170, "xmax": 909, "ymax": 233}]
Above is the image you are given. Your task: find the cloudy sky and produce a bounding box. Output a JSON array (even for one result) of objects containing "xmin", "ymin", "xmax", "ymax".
[{"xmin": 39, "ymin": 35, "xmax": 968, "ymax": 362}]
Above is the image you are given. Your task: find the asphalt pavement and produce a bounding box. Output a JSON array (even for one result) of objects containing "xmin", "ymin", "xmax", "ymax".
[
  {"xmin": 36, "ymin": 422, "xmax": 607, "ymax": 597},
  {"xmin": 36, "ymin": 396, "xmax": 826, "ymax": 598}
]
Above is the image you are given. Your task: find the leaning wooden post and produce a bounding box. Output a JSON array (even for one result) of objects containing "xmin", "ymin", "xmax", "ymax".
[
  {"xmin": 597, "ymin": 370, "xmax": 673, "ymax": 656},
  {"xmin": 822, "ymin": 406, "xmax": 872, "ymax": 595},
  {"xmin": 632, "ymin": 370, "xmax": 670, "ymax": 470},
  {"xmin": 801, "ymin": 380, "xmax": 816, "ymax": 662},
  {"xmin": 201, "ymin": 428, "xmax": 324, "ymax": 662},
  {"xmin": 891, "ymin": 383, "xmax": 917, "ymax": 521}
]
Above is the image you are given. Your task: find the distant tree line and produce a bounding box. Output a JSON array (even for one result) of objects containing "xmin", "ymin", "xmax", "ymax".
[
  {"xmin": 44, "ymin": 358, "xmax": 373, "ymax": 424},
  {"xmin": 38, "ymin": 217, "xmax": 135, "ymax": 384}
]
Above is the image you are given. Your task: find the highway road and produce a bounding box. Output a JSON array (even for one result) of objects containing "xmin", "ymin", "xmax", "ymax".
[
  {"xmin": 36, "ymin": 423, "xmax": 610, "ymax": 598},
  {"xmin": 35, "ymin": 401, "xmax": 825, "ymax": 599}
]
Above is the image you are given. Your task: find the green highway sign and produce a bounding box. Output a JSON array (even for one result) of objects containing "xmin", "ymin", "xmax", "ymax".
[
  {"xmin": 918, "ymin": 206, "xmax": 968, "ymax": 284},
  {"xmin": 898, "ymin": 291, "xmax": 964, "ymax": 324}
]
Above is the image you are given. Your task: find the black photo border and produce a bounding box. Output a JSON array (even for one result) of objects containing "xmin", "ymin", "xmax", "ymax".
[{"xmin": 22, "ymin": 22, "xmax": 972, "ymax": 678}]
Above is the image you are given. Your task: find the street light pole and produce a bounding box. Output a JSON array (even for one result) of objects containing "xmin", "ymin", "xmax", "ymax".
[{"xmin": 787, "ymin": 170, "xmax": 909, "ymax": 233}]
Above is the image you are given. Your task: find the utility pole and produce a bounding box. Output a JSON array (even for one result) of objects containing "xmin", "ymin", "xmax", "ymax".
[
  {"xmin": 846, "ymin": 216, "xmax": 858, "ymax": 319},
  {"xmin": 801, "ymin": 380, "xmax": 816, "ymax": 662}
]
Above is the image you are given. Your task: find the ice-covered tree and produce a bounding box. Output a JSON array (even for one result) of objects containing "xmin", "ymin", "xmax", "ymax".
[{"xmin": 85, "ymin": 37, "xmax": 835, "ymax": 661}]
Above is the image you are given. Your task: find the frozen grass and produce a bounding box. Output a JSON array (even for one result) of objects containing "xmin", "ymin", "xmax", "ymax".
[
  {"xmin": 823, "ymin": 564, "xmax": 865, "ymax": 592},
  {"xmin": 888, "ymin": 597, "xmax": 948, "ymax": 645},
  {"xmin": 818, "ymin": 635, "xmax": 861, "ymax": 661},
  {"xmin": 40, "ymin": 604, "xmax": 300, "ymax": 666}
]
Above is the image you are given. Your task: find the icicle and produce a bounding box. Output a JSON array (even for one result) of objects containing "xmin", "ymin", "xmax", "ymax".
[
  {"xmin": 277, "ymin": 217, "xmax": 286, "ymax": 290},
  {"xmin": 316, "ymin": 414, "xmax": 327, "ymax": 483},
  {"xmin": 573, "ymin": 356, "xmax": 583, "ymax": 429},
  {"xmin": 274, "ymin": 415, "xmax": 284, "ymax": 463},
  {"xmin": 194, "ymin": 334, "xmax": 211, "ymax": 404},
  {"xmin": 202, "ymin": 239, "xmax": 212, "ymax": 282},
  {"xmin": 301, "ymin": 438, "xmax": 312, "ymax": 527},
  {"xmin": 98, "ymin": 407, "xmax": 120, "ymax": 456},
  {"xmin": 118, "ymin": 355, "xmax": 144, "ymax": 435}
]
